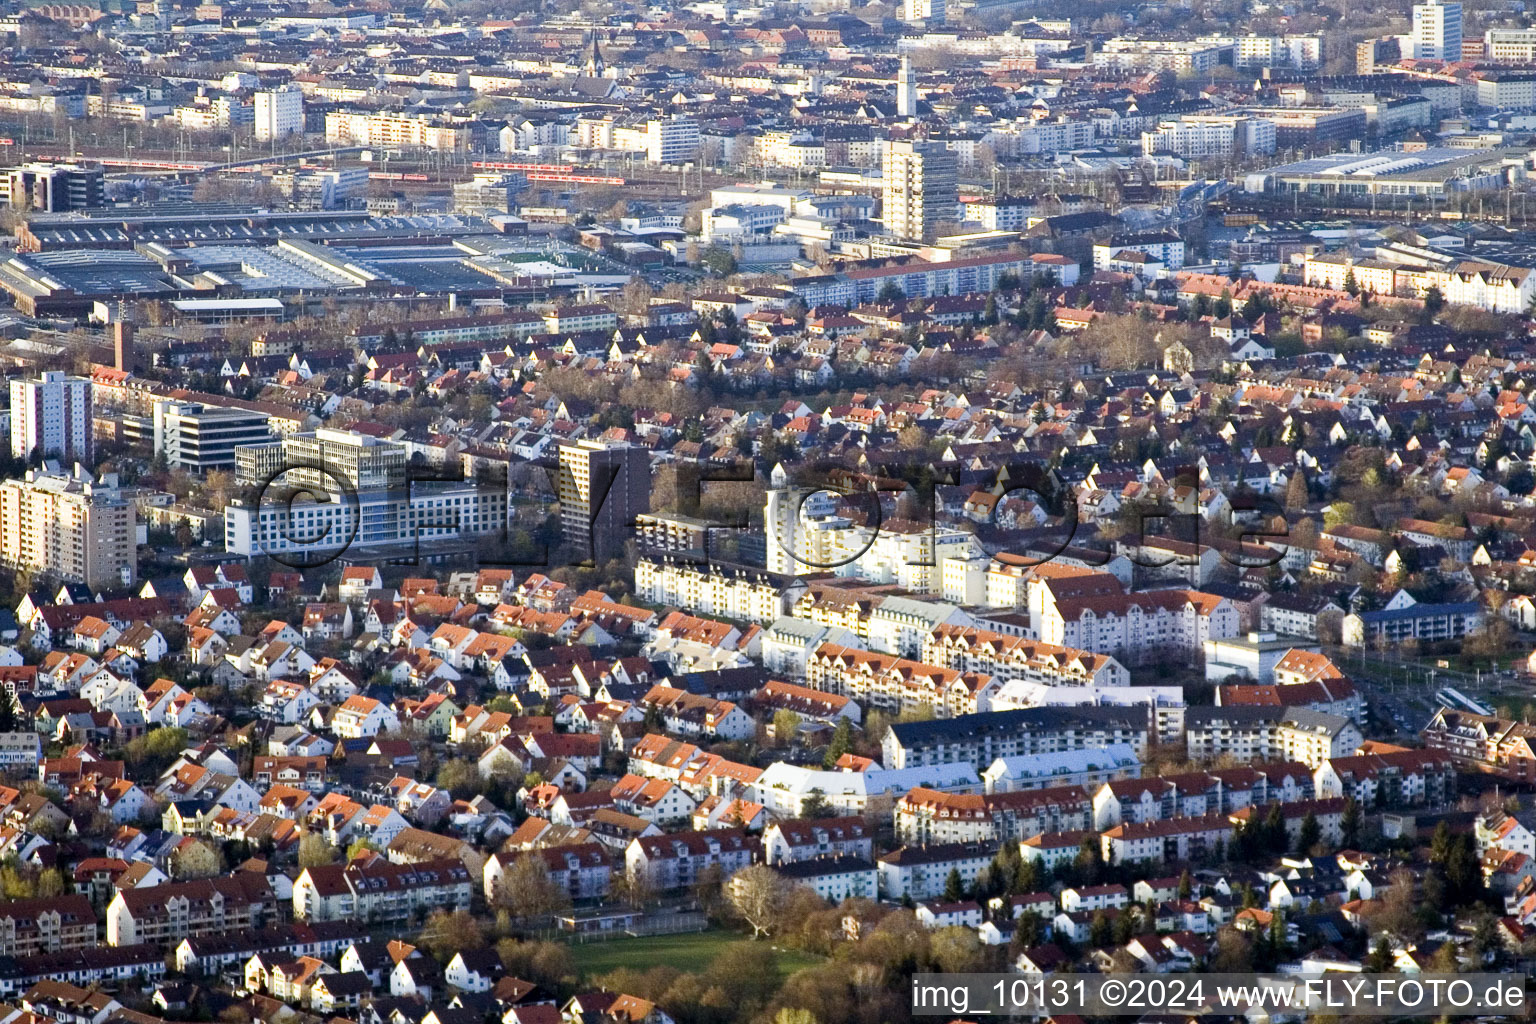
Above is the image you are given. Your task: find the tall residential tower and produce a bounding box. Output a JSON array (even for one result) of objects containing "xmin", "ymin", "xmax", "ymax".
[
  {"xmin": 556, "ymin": 440, "xmax": 651, "ymax": 564},
  {"xmin": 883, "ymin": 139, "xmax": 958, "ymax": 242},
  {"xmin": 11, "ymin": 371, "xmax": 91, "ymax": 463}
]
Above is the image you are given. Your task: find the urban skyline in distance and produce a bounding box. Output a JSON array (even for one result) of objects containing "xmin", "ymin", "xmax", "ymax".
[{"xmin": 0, "ymin": 0, "xmax": 1535, "ymax": 1021}]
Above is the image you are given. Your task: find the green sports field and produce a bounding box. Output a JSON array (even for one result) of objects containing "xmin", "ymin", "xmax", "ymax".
[{"xmin": 567, "ymin": 928, "xmax": 822, "ymax": 979}]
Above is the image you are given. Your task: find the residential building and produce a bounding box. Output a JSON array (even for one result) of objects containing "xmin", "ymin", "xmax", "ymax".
[
  {"xmin": 0, "ymin": 467, "xmax": 135, "ymax": 589},
  {"xmin": 882, "ymin": 706, "xmax": 1150, "ymax": 770},
  {"xmin": 1184, "ymin": 707, "xmax": 1363, "ymax": 768},
  {"xmin": 883, "ymin": 140, "xmax": 958, "ymax": 242},
  {"xmin": 293, "ymin": 855, "xmax": 473, "ymax": 923},
  {"xmin": 556, "ymin": 441, "xmax": 650, "ymax": 565},
  {"xmin": 105, "ymin": 876, "xmax": 272, "ymax": 946},
  {"xmin": 11, "ymin": 372, "xmax": 91, "ymax": 463},
  {"xmin": 254, "ymin": 88, "xmax": 304, "ymax": 141}
]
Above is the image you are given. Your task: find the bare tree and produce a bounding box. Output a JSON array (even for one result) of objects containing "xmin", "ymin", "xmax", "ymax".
[
  {"xmin": 298, "ymin": 832, "xmax": 339, "ymax": 869},
  {"xmin": 729, "ymin": 864, "xmax": 789, "ymax": 939},
  {"xmin": 494, "ymin": 853, "xmax": 572, "ymax": 921}
]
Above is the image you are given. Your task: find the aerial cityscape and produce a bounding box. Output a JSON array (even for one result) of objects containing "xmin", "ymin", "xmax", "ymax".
[{"xmin": 1, "ymin": 0, "xmax": 1536, "ymax": 1019}]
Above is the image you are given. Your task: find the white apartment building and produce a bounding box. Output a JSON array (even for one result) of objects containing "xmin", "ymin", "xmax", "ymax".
[
  {"xmin": 878, "ymin": 843, "xmax": 992, "ymax": 901},
  {"xmin": 761, "ymin": 618, "xmax": 862, "ymax": 679},
  {"xmin": 1014, "ymin": 118, "xmax": 1097, "ymax": 154},
  {"xmin": 634, "ymin": 558, "xmax": 798, "ymax": 625},
  {"xmin": 1301, "ymin": 251, "xmax": 1536, "ymax": 314},
  {"xmin": 324, "ymin": 111, "xmax": 469, "ymax": 152},
  {"xmin": 1184, "ymin": 707, "xmax": 1363, "ymax": 767},
  {"xmin": 982, "ymin": 746, "xmax": 1142, "ymax": 793},
  {"xmin": 1092, "ymin": 232, "xmax": 1187, "ymax": 272},
  {"xmin": 1207, "ymin": 34, "xmax": 1323, "ymax": 69},
  {"xmin": 1040, "ymin": 590, "xmax": 1241, "ymax": 665},
  {"xmin": 154, "ymin": 401, "xmax": 274, "ymax": 471},
  {"xmin": 992, "ymin": 681, "xmax": 1186, "ymax": 745},
  {"xmin": 254, "ymin": 87, "xmax": 304, "ymax": 141},
  {"xmin": 764, "ymin": 467, "xmax": 978, "ymax": 593},
  {"xmin": 894, "ymin": 785, "xmax": 1092, "ymax": 844},
  {"xmin": 922, "ymin": 625, "xmax": 1130, "ymax": 687},
  {"xmin": 1485, "ymin": 27, "xmax": 1536, "ymax": 61},
  {"xmin": 748, "ymin": 761, "xmax": 979, "ymax": 817},
  {"xmin": 1094, "ymin": 38, "xmax": 1223, "ymax": 73},
  {"xmin": 806, "ymin": 643, "xmax": 998, "ymax": 717},
  {"xmin": 225, "ymin": 483, "xmax": 506, "ymax": 558},
  {"xmin": 1476, "ymin": 75, "xmax": 1536, "ymax": 111},
  {"xmin": 1141, "ymin": 116, "xmax": 1276, "ymax": 158},
  {"xmin": 647, "ymin": 118, "xmax": 700, "ymax": 164},
  {"xmin": 11, "ymin": 371, "xmax": 91, "ymax": 463},
  {"xmin": 902, "ymin": 0, "xmax": 945, "ymax": 21},
  {"xmin": 625, "ymin": 831, "xmax": 756, "ymax": 892},
  {"xmin": 175, "ymin": 96, "xmax": 254, "ymax": 132}
]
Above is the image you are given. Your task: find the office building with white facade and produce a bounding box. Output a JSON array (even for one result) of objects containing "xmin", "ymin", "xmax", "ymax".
[{"xmin": 1412, "ymin": 0, "xmax": 1462, "ymax": 59}]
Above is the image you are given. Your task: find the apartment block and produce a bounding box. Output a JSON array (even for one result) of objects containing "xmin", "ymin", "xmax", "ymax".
[
  {"xmin": 0, "ymin": 467, "xmax": 135, "ymax": 589},
  {"xmin": 11, "ymin": 371, "xmax": 91, "ymax": 463}
]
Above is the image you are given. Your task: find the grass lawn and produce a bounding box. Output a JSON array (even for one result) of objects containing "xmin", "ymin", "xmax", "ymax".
[{"xmin": 567, "ymin": 928, "xmax": 822, "ymax": 980}]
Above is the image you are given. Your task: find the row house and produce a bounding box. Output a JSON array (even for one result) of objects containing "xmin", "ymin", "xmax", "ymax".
[
  {"xmin": 1040, "ymin": 590, "xmax": 1240, "ymax": 665},
  {"xmin": 292, "ymin": 854, "xmax": 473, "ymax": 923},
  {"xmin": 638, "ymin": 685, "xmax": 754, "ymax": 742},
  {"xmin": 750, "ymin": 679, "xmax": 859, "ymax": 726},
  {"xmin": 1422, "ymin": 708, "xmax": 1536, "ymax": 782},
  {"xmin": 894, "ymin": 785, "xmax": 1092, "ymax": 844},
  {"xmin": 624, "ymin": 829, "xmax": 757, "ymax": 891},
  {"xmin": 922, "ymin": 625, "xmax": 1130, "ymax": 688},
  {"xmin": 105, "ymin": 875, "xmax": 273, "ymax": 946},
  {"xmin": 1314, "ymin": 749, "xmax": 1455, "ymax": 807},
  {"xmin": 307, "ymin": 794, "xmax": 411, "ymax": 848},
  {"xmin": 806, "ymin": 643, "xmax": 998, "ymax": 717},
  {"xmin": 608, "ymin": 774, "xmax": 697, "ymax": 825}
]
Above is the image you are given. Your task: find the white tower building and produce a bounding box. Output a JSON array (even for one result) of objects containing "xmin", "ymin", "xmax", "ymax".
[
  {"xmin": 897, "ymin": 56, "xmax": 917, "ymax": 118},
  {"xmin": 254, "ymin": 87, "xmax": 304, "ymax": 141},
  {"xmin": 1412, "ymin": 0, "xmax": 1463, "ymax": 60},
  {"xmin": 11, "ymin": 371, "xmax": 91, "ymax": 463}
]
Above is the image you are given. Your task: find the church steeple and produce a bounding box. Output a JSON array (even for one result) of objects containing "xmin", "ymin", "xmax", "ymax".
[{"xmin": 587, "ymin": 32, "xmax": 605, "ymax": 77}]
